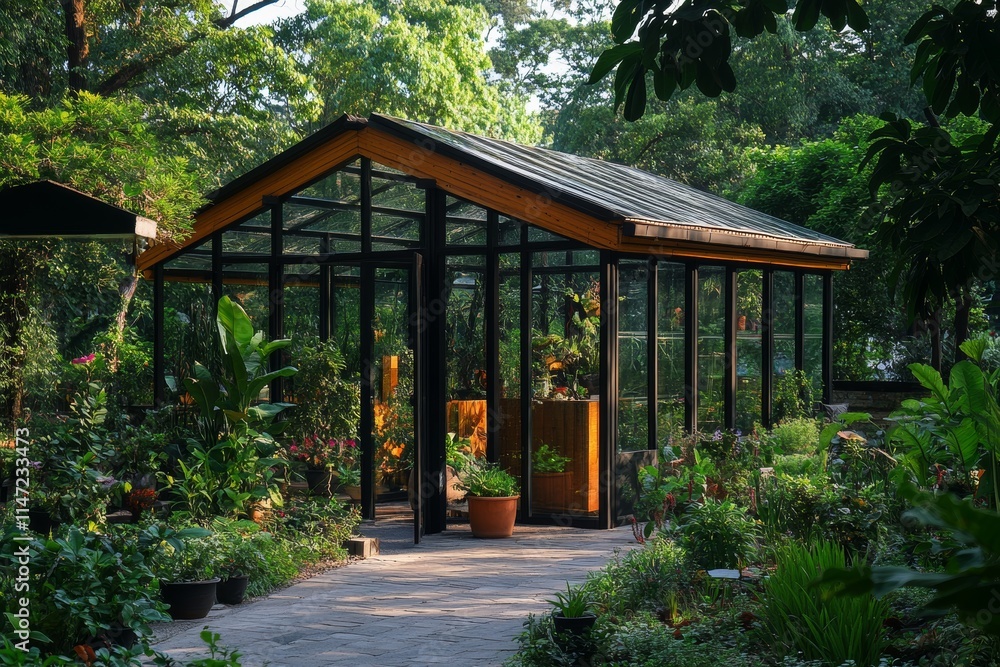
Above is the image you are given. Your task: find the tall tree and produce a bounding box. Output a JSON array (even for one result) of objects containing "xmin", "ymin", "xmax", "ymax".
[
  {"xmin": 589, "ymin": 0, "xmax": 1000, "ymax": 364},
  {"xmin": 281, "ymin": 0, "xmax": 541, "ymax": 141}
]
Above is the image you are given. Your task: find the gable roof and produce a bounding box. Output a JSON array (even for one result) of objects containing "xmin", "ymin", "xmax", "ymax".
[{"xmin": 138, "ymin": 114, "xmax": 866, "ymax": 273}]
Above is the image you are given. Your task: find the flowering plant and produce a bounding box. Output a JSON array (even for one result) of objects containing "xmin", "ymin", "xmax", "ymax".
[{"xmin": 288, "ymin": 435, "xmax": 357, "ymax": 471}]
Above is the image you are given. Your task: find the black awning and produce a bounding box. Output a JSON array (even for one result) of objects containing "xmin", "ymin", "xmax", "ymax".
[{"xmin": 0, "ymin": 180, "xmax": 156, "ymax": 240}]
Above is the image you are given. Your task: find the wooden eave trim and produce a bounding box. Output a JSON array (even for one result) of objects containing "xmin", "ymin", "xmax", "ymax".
[
  {"xmin": 616, "ymin": 237, "xmax": 852, "ymax": 270},
  {"xmin": 138, "ymin": 123, "xmax": 858, "ymax": 276},
  {"xmin": 137, "ymin": 131, "xmax": 361, "ymax": 272}
]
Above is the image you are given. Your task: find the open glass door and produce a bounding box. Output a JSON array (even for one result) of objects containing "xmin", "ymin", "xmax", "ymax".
[{"xmin": 363, "ymin": 258, "xmax": 425, "ymax": 541}]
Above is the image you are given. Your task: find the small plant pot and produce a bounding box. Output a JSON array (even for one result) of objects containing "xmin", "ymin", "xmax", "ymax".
[
  {"xmin": 343, "ymin": 484, "xmax": 362, "ymax": 501},
  {"xmin": 467, "ymin": 495, "xmax": 519, "ymax": 538},
  {"xmin": 161, "ymin": 579, "xmax": 220, "ymax": 620},
  {"xmin": 304, "ymin": 469, "xmax": 333, "ymax": 496},
  {"xmin": 552, "ymin": 611, "xmax": 597, "ymax": 635},
  {"xmin": 216, "ymin": 575, "xmax": 250, "ymax": 605}
]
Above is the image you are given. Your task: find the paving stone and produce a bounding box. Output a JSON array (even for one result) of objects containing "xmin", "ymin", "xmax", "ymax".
[{"xmin": 151, "ymin": 515, "xmax": 635, "ymax": 665}]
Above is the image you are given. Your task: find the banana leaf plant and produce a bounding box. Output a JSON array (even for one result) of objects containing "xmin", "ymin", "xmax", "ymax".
[{"xmin": 168, "ymin": 297, "xmax": 296, "ymax": 516}]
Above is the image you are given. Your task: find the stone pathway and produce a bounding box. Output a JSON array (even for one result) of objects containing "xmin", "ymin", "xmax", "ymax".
[{"xmin": 150, "ymin": 515, "xmax": 635, "ymax": 667}]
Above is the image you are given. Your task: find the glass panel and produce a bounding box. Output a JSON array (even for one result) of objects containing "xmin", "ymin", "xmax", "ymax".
[
  {"xmin": 284, "ymin": 265, "xmax": 319, "ymax": 347},
  {"xmin": 697, "ymin": 266, "xmax": 725, "ymax": 432},
  {"xmin": 222, "ymin": 214, "xmax": 271, "ymax": 256},
  {"xmin": 803, "ymin": 274, "xmax": 824, "ymax": 394},
  {"xmin": 445, "ymin": 255, "xmax": 487, "ymax": 470},
  {"xmin": 528, "ymin": 225, "xmax": 569, "ymax": 244},
  {"xmin": 373, "ymin": 267, "xmax": 413, "ymax": 496},
  {"xmin": 530, "ymin": 267, "xmax": 600, "ymax": 516},
  {"xmin": 531, "ymin": 250, "xmax": 600, "ymax": 267},
  {"xmin": 736, "ymin": 269, "xmax": 763, "ymax": 433},
  {"xmin": 332, "ymin": 265, "xmax": 362, "ymax": 399},
  {"xmin": 163, "ymin": 280, "xmax": 214, "ymax": 408},
  {"xmin": 167, "ymin": 240, "xmax": 211, "ymax": 271},
  {"xmin": 221, "ymin": 263, "xmax": 269, "ymax": 327},
  {"xmin": 371, "ymin": 171, "xmax": 424, "ymax": 248},
  {"xmin": 618, "ymin": 260, "xmax": 648, "ymax": 452},
  {"xmin": 498, "ymin": 215, "xmax": 523, "ymax": 246},
  {"xmin": 497, "ymin": 254, "xmax": 522, "ymax": 488},
  {"xmin": 657, "ymin": 262, "xmax": 686, "ymax": 445},
  {"xmin": 446, "ymin": 197, "xmax": 487, "ymax": 246},
  {"xmin": 772, "ymin": 271, "xmax": 797, "ymax": 421},
  {"xmin": 297, "ymin": 161, "xmax": 362, "ymax": 201}
]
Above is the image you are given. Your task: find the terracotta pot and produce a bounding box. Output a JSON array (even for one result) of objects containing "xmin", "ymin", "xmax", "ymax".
[
  {"xmin": 737, "ymin": 315, "xmax": 747, "ymax": 331},
  {"xmin": 343, "ymin": 484, "xmax": 362, "ymax": 501},
  {"xmin": 161, "ymin": 579, "xmax": 220, "ymax": 620},
  {"xmin": 216, "ymin": 575, "xmax": 250, "ymax": 605},
  {"xmin": 467, "ymin": 495, "xmax": 519, "ymax": 538},
  {"xmin": 304, "ymin": 469, "xmax": 333, "ymax": 497}
]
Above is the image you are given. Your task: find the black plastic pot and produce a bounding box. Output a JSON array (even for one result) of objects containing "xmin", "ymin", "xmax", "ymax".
[
  {"xmin": 304, "ymin": 469, "xmax": 333, "ymax": 496},
  {"xmin": 216, "ymin": 575, "xmax": 250, "ymax": 605},
  {"xmin": 552, "ymin": 612, "xmax": 597, "ymax": 635},
  {"xmin": 27, "ymin": 509, "xmax": 58, "ymax": 535},
  {"xmin": 161, "ymin": 579, "xmax": 220, "ymax": 620}
]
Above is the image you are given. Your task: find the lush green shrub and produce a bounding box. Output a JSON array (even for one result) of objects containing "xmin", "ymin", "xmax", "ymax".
[
  {"xmin": 584, "ymin": 535, "xmax": 696, "ymax": 616},
  {"xmin": 773, "ymin": 452, "xmax": 823, "ymax": 477},
  {"xmin": 678, "ymin": 500, "xmax": 759, "ymax": 569},
  {"xmin": 271, "ymin": 496, "xmax": 360, "ymax": 563},
  {"xmin": 285, "ymin": 336, "xmax": 360, "ymax": 441},
  {"xmin": 605, "ymin": 616, "xmax": 750, "ymax": 667},
  {"xmin": 461, "ymin": 460, "xmax": 520, "ymax": 497},
  {"xmin": 772, "ymin": 370, "xmax": 815, "ymax": 423},
  {"xmin": 0, "ymin": 526, "xmax": 168, "ymax": 657},
  {"xmin": 770, "ymin": 417, "xmax": 820, "ymax": 455},
  {"xmin": 755, "ymin": 473, "xmax": 826, "ymax": 542},
  {"xmin": 758, "ymin": 540, "xmax": 890, "ymax": 666}
]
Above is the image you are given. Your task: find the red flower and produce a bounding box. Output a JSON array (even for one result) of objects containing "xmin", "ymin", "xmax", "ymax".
[{"xmin": 71, "ymin": 353, "xmax": 96, "ymax": 365}]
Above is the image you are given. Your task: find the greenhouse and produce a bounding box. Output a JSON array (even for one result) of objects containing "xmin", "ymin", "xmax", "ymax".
[{"xmin": 137, "ymin": 113, "xmax": 867, "ymax": 536}]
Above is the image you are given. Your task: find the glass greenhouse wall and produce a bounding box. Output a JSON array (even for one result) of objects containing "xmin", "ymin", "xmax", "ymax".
[{"xmin": 143, "ymin": 116, "xmax": 850, "ymax": 533}]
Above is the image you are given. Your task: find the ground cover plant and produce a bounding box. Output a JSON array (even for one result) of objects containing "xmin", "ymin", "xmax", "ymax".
[
  {"xmin": 0, "ymin": 299, "xmax": 360, "ymax": 663},
  {"xmin": 507, "ymin": 351, "xmax": 1000, "ymax": 666}
]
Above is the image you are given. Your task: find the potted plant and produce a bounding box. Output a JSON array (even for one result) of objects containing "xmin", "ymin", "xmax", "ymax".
[
  {"xmin": 461, "ymin": 459, "xmax": 520, "ymax": 538},
  {"xmin": 548, "ymin": 582, "xmax": 597, "ymax": 634},
  {"xmin": 337, "ymin": 460, "xmax": 362, "ymax": 501},
  {"xmin": 215, "ymin": 533, "xmax": 262, "ymax": 605},
  {"xmin": 289, "ymin": 435, "xmax": 335, "ymax": 496},
  {"xmin": 149, "ymin": 528, "xmax": 221, "ymax": 620},
  {"xmin": 531, "ymin": 443, "xmax": 574, "ymax": 512}
]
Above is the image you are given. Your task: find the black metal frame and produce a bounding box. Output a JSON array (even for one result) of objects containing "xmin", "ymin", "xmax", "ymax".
[{"xmin": 150, "ymin": 156, "xmax": 837, "ymax": 532}]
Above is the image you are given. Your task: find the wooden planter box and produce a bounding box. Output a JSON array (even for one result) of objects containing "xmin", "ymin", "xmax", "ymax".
[
  {"xmin": 484, "ymin": 398, "xmax": 601, "ymax": 513},
  {"xmin": 531, "ymin": 471, "xmax": 575, "ymax": 511}
]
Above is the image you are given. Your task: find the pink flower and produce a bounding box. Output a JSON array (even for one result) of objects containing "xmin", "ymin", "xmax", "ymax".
[
  {"xmin": 71, "ymin": 353, "xmax": 96, "ymax": 365},
  {"xmin": 290, "ymin": 445, "xmax": 298, "ymax": 453},
  {"xmin": 328, "ymin": 440, "xmax": 336, "ymax": 448}
]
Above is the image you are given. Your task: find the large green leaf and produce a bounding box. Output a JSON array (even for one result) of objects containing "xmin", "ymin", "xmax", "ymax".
[
  {"xmin": 909, "ymin": 363, "xmax": 949, "ymax": 404},
  {"xmin": 949, "ymin": 360, "xmax": 988, "ymax": 416},
  {"xmin": 216, "ymin": 296, "xmax": 254, "ymax": 352}
]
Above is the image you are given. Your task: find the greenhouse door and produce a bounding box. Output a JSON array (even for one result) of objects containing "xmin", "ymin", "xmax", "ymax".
[{"xmin": 351, "ymin": 257, "xmax": 425, "ymax": 541}]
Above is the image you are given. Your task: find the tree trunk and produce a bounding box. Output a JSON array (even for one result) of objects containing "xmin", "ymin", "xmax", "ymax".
[
  {"xmin": 106, "ymin": 267, "xmax": 139, "ymax": 374},
  {"xmin": 930, "ymin": 309, "xmax": 942, "ymax": 373},
  {"xmin": 954, "ymin": 288, "xmax": 973, "ymax": 362},
  {"xmin": 63, "ymin": 0, "xmax": 89, "ymax": 93}
]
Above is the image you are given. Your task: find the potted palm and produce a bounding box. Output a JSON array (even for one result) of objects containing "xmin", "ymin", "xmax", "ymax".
[
  {"xmin": 548, "ymin": 582, "xmax": 597, "ymax": 634},
  {"xmin": 461, "ymin": 459, "xmax": 520, "ymax": 538},
  {"xmin": 531, "ymin": 443, "xmax": 574, "ymax": 512}
]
